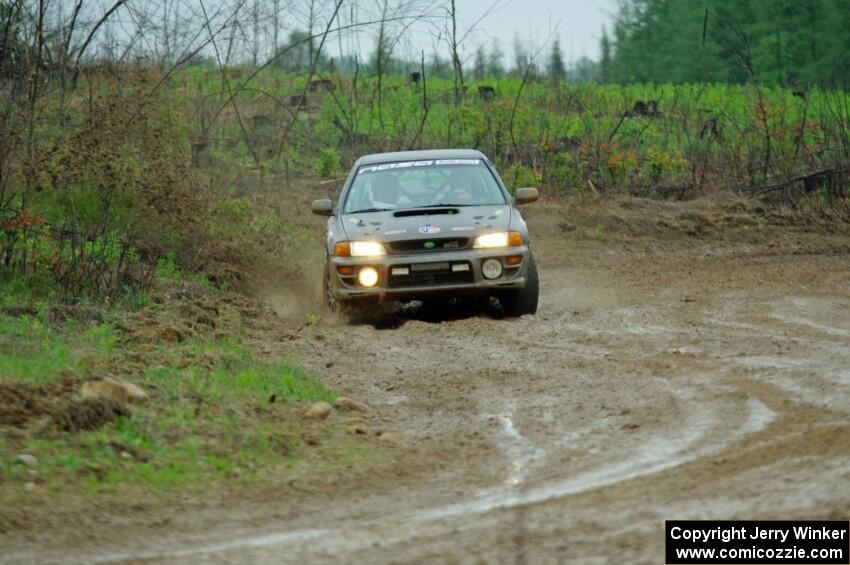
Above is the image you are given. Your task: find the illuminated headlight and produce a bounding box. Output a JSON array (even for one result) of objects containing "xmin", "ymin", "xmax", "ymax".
[
  {"xmin": 350, "ymin": 241, "xmax": 386, "ymax": 257},
  {"xmin": 474, "ymin": 232, "xmax": 509, "ymax": 248},
  {"xmin": 481, "ymin": 258, "xmax": 503, "ymax": 280},
  {"xmin": 358, "ymin": 267, "xmax": 379, "ymax": 287},
  {"xmin": 474, "ymin": 231, "xmax": 522, "ymax": 248}
]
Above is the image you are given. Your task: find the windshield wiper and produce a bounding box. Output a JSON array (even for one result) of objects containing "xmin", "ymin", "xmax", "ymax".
[{"xmin": 347, "ymin": 207, "xmax": 394, "ymax": 214}]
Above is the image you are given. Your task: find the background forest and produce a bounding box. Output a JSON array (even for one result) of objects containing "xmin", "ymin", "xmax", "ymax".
[{"xmin": 601, "ymin": 0, "xmax": 850, "ymax": 86}]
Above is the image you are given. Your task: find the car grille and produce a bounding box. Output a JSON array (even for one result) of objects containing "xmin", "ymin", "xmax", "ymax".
[
  {"xmin": 387, "ymin": 238, "xmax": 470, "ymax": 254},
  {"xmin": 388, "ymin": 263, "xmax": 473, "ymax": 288}
]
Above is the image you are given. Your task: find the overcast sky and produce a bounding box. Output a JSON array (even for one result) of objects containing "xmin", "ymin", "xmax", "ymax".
[
  {"xmin": 62, "ymin": 0, "xmax": 620, "ymax": 67},
  {"xmin": 395, "ymin": 0, "xmax": 619, "ymax": 64},
  {"xmin": 464, "ymin": 0, "xmax": 617, "ymax": 62}
]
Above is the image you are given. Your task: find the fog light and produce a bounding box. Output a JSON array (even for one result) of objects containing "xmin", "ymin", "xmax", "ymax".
[
  {"xmin": 357, "ymin": 267, "xmax": 379, "ymax": 287},
  {"xmin": 481, "ymin": 258, "xmax": 503, "ymax": 280}
]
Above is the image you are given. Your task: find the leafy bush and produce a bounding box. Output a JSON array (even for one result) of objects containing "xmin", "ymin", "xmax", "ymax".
[
  {"xmin": 1, "ymin": 76, "xmax": 205, "ymax": 302},
  {"xmin": 314, "ymin": 147, "xmax": 342, "ymax": 178},
  {"xmin": 502, "ymin": 163, "xmax": 543, "ymax": 192},
  {"xmin": 156, "ymin": 253, "xmax": 182, "ymax": 280},
  {"xmin": 198, "ymin": 196, "xmax": 304, "ymax": 290}
]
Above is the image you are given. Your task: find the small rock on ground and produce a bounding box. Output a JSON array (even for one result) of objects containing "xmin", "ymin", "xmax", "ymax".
[
  {"xmin": 304, "ymin": 401, "xmax": 333, "ymax": 420},
  {"xmin": 15, "ymin": 454, "xmax": 38, "ymax": 467},
  {"xmin": 335, "ymin": 397, "xmax": 371, "ymax": 412},
  {"xmin": 80, "ymin": 376, "xmax": 148, "ymax": 405}
]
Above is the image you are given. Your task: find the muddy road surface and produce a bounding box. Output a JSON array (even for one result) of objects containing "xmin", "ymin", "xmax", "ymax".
[{"xmin": 6, "ymin": 198, "xmax": 850, "ymax": 563}]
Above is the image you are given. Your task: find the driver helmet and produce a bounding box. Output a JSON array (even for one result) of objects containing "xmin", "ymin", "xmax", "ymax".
[{"xmin": 447, "ymin": 167, "xmax": 483, "ymax": 201}]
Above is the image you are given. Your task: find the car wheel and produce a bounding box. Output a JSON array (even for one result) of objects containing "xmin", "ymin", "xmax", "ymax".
[
  {"xmin": 323, "ymin": 264, "xmax": 338, "ymax": 314},
  {"xmin": 499, "ymin": 253, "xmax": 539, "ymax": 317},
  {"xmin": 324, "ymin": 264, "xmax": 372, "ymax": 323}
]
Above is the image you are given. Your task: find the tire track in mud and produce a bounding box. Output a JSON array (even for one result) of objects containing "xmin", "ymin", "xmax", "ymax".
[
  {"xmin": 9, "ymin": 248, "xmax": 850, "ymax": 564},
  {"xmin": 82, "ymin": 392, "xmax": 776, "ymax": 563}
]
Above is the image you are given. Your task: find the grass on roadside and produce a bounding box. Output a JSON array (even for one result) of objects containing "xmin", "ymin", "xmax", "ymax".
[
  {"xmin": 0, "ymin": 311, "xmax": 372, "ymax": 500},
  {"xmin": 0, "ymin": 313, "xmax": 118, "ymax": 381}
]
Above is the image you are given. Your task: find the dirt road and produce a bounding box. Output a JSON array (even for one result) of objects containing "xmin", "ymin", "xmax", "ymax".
[{"xmin": 5, "ymin": 197, "xmax": 850, "ymax": 563}]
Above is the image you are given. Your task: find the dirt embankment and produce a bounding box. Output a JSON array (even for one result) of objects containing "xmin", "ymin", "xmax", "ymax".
[{"xmin": 2, "ymin": 192, "xmax": 849, "ymax": 564}]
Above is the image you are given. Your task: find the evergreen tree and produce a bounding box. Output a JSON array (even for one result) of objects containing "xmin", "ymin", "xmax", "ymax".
[
  {"xmin": 369, "ymin": 23, "xmax": 392, "ymax": 76},
  {"xmin": 486, "ymin": 40, "xmax": 505, "ymax": 78},
  {"xmin": 598, "ymin": 27, "xmax": 613, "ymax": 83},
  {"xmin": 472, "ymin": 45, "xmax": 487, "ymax": 80},
  {"xmin": 277, "ymin": 30, "xmax": 326, "ymax": 72},
  {"xmin": 568, "ymin": 57, "xmax": 598, "ymax": 83},
  {"xmin": 547, "ymin": 38, "xmax": 567, "ymax": 85},
  {"xmin": 512, "ymin": 34, "xmax": 536, "ymax": 78},
  {"xmin": 512, "ymin": 33, "xmax": 526, "ymax": 76}
]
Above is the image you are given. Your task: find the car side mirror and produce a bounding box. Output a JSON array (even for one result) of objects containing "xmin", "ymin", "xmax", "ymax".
[
  {"xmin": 311, "ymin": 199, "xmax": 334, "ymax": 216},
  {"xmin": 515, "ymin": 187, "xmax": 539, "ymax": 205}
]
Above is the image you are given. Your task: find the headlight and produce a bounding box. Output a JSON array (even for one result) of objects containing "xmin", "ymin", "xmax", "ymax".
[
  {"xmin": 481, "ymin": 258, "xmax": 503, "ymax": 279},
  {"xmin": 474, "ymin": 232, "xmax": 508, "ymax": 248},
  {"xmin": 350, "ymin": 241, "xmax": 386, "ymax": 257},
  {"xmin": 357, "ymin": 267, "xmax": 379, "ymax": 287},
  {"xmin": 473, "ymin": 231, "xmax": 522, "ymax": 248}
]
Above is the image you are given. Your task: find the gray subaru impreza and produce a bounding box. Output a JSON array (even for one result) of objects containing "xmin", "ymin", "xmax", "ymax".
[{"xmin": 311, "ymin": 149, "xmax": 539, "ymax": 317}]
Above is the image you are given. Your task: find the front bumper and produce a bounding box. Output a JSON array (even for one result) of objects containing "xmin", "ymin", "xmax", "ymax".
[{"xmin": 329, "ymin": 247, "xmax": 531, "ymax": 302}]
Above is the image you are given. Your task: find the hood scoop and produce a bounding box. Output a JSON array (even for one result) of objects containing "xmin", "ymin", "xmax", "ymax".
[{"xmin": 393, "ymin": 207, "xmax": 459, "ymax": 218}]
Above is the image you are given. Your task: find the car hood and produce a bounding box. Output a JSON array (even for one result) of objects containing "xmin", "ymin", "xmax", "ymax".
[{"xmin": 340, "ymin": 205, "xmax": 512, "ymax": 241}]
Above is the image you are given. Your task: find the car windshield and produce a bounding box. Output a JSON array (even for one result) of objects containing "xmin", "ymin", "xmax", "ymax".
[{"xmin": 343, "ymin": 159, "xmax": 506, "ymax": 213}]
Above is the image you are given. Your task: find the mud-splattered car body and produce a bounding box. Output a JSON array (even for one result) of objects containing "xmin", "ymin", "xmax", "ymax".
[{"xmin": 312, "ymin": 149, "xmax": 539, "ymax": 316}]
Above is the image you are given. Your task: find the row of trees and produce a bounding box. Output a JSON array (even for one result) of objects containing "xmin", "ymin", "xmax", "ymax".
[
  {"xmin": 465, "ymin": 37, "xmax": 591, "ymax": 83},
  {"xmin": 360, "ymin": 37, "xmax": 592, "ymax": 83},
  {"xmin": 5, "ymin": 0, "xmax": 850, "ymax": 96},
  {"xmin": 600, "ymin": 0, "xmax": 850, "ymax": 87}
]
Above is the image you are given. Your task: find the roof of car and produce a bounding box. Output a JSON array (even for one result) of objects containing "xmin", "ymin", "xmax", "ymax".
[{"xmin": 355, "ymin": 149, "xmax": 487, "ymax": 166}]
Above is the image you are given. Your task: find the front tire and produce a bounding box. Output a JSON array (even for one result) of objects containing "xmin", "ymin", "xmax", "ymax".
[
  {"xmin": 499, "ymin": 253, "xmax": 539, "ymax": 317},
  {"xmin": 323, "ymin": 264, "xmax": 374, "ymax": 323},
  {"xmin": 323, "ymin": 263, "xmax": 340, "ymax": 315}
]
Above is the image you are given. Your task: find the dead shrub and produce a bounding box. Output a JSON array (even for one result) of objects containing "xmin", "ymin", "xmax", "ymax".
[{"xmin": 48, "ymin": 397, "xmax": 131, "ymax": 432}]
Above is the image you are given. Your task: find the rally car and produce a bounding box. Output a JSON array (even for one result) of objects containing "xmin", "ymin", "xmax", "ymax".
[{"xmin": 311, "ymin": 149, "xmax": 539, "ymax": 317}]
